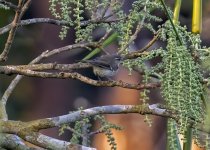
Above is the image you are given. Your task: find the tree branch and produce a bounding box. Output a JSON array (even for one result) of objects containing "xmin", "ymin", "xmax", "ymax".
[
  {"xmin": 0, "ymin": 134, "xmax": 34, "ymax": 150},
  {"xmin": 0, "ymin": 0, "xmax": 31, "ymax": 61},
  {"xmin": 0, "ymin": 17, "xmax": 123, "ymax": 35},
  {"xmin": 0, "ymin": 42, "xmax": 95, "ymax": 120},
  {"xmin": 0, "ymin": 132, "xmax": 95, "ymax": 150},
  {"xmin": 20, "ymin": 132, "xmax": 96, "ymax": 150},
  {"xmin": 0, "ymin": 66, "xmax": 160, "ymax": 90},
  {"xmin": 0, "ymin": 104, "xmax": 170, "ymax": 149},
  {"xmin": 124, "ymin": 32, "xmax": 160, "ymax": 59},
  {"xmin": 4, "ymin": 63, "xmax": 91, "ymax": 71},
  {"xmin": 0, "ymin": 104, "xmax": 172, "ymax": 134},
  {"xmin": 1, "ymin": 104, "xmax": 209, "ymax": 148}
]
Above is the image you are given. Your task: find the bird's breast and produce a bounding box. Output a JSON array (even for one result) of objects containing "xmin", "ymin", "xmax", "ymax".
[{"xmin": 93, "ymin": 67, "xmax": 117, "ymax": 77}]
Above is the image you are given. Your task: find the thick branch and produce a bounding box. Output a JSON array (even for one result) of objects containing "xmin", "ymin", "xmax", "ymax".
[
  {"xmin": 20, "ymin": 132, "xmax": 95, "ymax": 150},
  {"xmin": 0, "ymin": 104, "xmax": 172, "ymax": 134},
  {"xmin": 0, "ymin": 66, "xmax": 160, "ymax": 90},
  {"xmin": 1, "ymin": 104, "xmax": 209, "ymax": 148},
  {"xmin": 3, "ymin": 63, "xmax": 91, "ymax": 71},
  {"xmin": 0, "ymin": 132, "xmax": 95, "ymax": 150},
  {"xmin": 0, "ymin": 104, "xmax": 169, "ymax": 149},
  {"xmin": 0, "ymin": 134, "xmax": 33, "ymax": 150},
  {"xmin": 26, "ymin": 104, "xmax": 172, "ymax": 131}
]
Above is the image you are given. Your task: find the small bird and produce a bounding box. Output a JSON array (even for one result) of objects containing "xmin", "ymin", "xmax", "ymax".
[{"xmin": 83, "ymin": 54, "xmax": 122, "ymax": 78}]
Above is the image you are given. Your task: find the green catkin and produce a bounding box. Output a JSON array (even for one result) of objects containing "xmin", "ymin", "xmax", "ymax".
[{"xmin": 162, "ymin": 23, "xmax": 205, "ymax": 146}]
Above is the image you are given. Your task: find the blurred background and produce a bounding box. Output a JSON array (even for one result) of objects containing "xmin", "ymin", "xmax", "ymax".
[{"xmin": 0, "ymin": 0, "xmax": 210, "ymax": 149}]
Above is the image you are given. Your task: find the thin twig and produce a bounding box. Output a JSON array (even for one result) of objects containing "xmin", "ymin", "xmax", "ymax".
[
  {"xmin": 88, "ymin": 126, "xmax": 108, "ymax": 136},
  {"xmin": 101, "ymin": 1, "xmax": 111, "ymax": 18},
  {"xmin": 124, "ymin": 32, "xmax": 160, "ymax": 59},
  {"xmin": 118, "ymin": 0, "xmax": 150, "ymax": 54},
  {"xmin": 0, "ymin": 0, "xmax": 31, "ymax": 61},
  {"xmin": 98, "ymin": 29, "xmax": 112, "ymax": 44},
  {"xmin": 138, "ymin": 32, "xmax": 160, "ymax": 52},
  {"xmin": 65, "ymin": 126, "xmax": 89, "ymax": 142},
  {"xmin": 0, "ymin": 17, "xmax": 123, "ymax": 35}
]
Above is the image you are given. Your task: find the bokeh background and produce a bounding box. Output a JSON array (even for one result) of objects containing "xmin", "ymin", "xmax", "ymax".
[{"xmin": 0, "ymin": 0, "xmax": 210, "ymax": 149}]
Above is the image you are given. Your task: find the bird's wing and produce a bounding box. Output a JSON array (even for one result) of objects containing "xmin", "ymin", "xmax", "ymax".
[{"xmin": 84, "ymin": 59, "xmax": 111, "ymax": 69}]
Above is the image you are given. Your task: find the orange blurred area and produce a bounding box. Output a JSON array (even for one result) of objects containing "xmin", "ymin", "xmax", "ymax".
[{"xmin": 93, "ymin": 69, "xmax": 165, "ymax": 150}]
